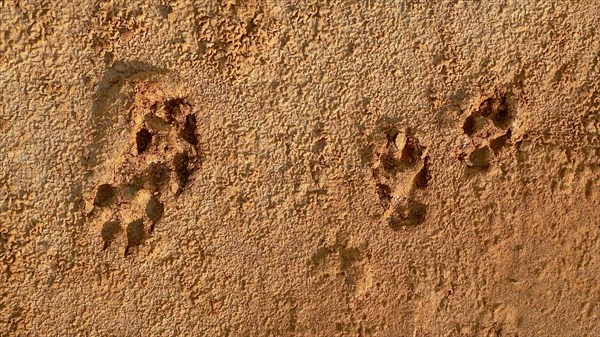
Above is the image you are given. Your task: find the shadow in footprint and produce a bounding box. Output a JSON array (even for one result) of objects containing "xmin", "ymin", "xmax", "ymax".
[
  {"xmin": 173, "ymin": 152, "xmax": 192, "ymax": 193},
  {"xmin": 101, "ymin": 221, "xmax": 122, "ymax": 250},
  {"xmin": 146, "ymin": 196, "xmax": 164, "ymax": 232},
  {"xmin": 94, "ymin": 184, "xmax": 116, "ymax": 207},
  {"xmin": 180, "ymin": 114, "xmax": 199, "ymax": 146},
  {"xmin": 413, "ymin": 156, "xmax": 430, "ymax": 189},
  {"xmin": 489, "ymin": 129, "xmax": 512, "ymax": 154},
  {"xmin": 136, "ymin": 127, "xmax": 153, "ymax": 154},
  {"xmin": 125, "ymin": 219, "xmax": 145, "ymax": 256}
]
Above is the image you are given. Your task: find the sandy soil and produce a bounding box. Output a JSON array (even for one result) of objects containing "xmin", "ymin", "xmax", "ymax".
[{"xmin": 1, "ymin": 1, "xmax": 599, "ymax": 336}]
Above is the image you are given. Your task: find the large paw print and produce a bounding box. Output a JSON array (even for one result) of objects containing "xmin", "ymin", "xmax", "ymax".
[
  {"xmin": 372, "ymin": 128, "xmax": 430, "ymax": 230},
  {"xmin": 86, "ymin": 82, "xmax": 200, "ymax": 256},
  {"xmin": 459, "ymin": 91, "xmax": 514, "ymax": 172}
]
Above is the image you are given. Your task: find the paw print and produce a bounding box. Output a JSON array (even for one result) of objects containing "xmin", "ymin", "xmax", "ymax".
[
  {"xmin": 85, "ymin": 81, "xmax": 200, "ymax": 255},
  {"xmin": 372, "ymin": 128, "xmax": 430, "ymax": 230},
  {"xmin": 459, "ymin": 91, "xmax": 514, "ymax": 173}
]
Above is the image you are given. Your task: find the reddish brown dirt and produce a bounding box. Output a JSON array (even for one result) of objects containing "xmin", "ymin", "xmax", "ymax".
[{"xmin": 1, "ymin": 1, "xmax": 599, "ymax": 336}]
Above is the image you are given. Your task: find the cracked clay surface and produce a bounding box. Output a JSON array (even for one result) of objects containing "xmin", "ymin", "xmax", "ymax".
[{"xmin": 1, "ymin": 1, "xmax": 599, "ymax": 336}]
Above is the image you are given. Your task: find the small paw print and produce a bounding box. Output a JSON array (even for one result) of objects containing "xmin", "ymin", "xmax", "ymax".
[
  {"xmin": 459, "ymin": 91, "xmax": 515, "ymax": 173},
  {"xmin": 371, "ymin": 128, "xmax": 430, "ymax": 230}
]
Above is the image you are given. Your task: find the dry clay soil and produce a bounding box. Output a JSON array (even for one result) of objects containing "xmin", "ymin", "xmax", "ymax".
[{"xmin": 1, "ymin": 1, "xmax": 600, "ymax": 336}]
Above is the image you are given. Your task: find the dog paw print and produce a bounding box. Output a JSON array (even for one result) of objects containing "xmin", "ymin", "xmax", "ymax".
[
  {"xmin": 371, "ymin": 128, "xmax": 430, "ymax": 230},
  {"xmin": 459, "ymin": 91, "xmax": 514, "ymax": 173},
  {"xmin": 86, "ymin": 82, "xmax": 200, "ymax": 255}
]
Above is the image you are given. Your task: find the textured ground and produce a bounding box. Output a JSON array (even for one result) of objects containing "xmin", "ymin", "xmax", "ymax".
[{"xmin": 1, "ymin": 1, "xmax": 599, "ymax": 336}]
